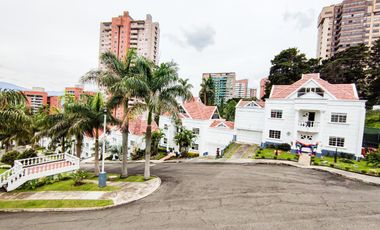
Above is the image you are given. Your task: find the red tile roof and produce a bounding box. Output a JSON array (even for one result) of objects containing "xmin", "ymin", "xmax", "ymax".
[
  {"xmin": 236, "ymin": 100, "xmax": 265, "ymax": 108},
  {"xmin": 129, "ymin": 116, "xmax": 158, "ymax": 136},
  {"xmin": 167, "ymin": 97, "xmax": 217, "ymax": 120},
  {"xmin": 269, "ymin": 73, "xmax": 358, "ymax": 100},
  {"xmin": 210, "ymin": 120, "xmax": 235, "ymax": 129}
]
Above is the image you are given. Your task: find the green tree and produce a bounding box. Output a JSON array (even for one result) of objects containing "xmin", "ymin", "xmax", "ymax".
[
  {"xmin": 174, "ymin": 128, "xmax": 197, "ymax": 156},
  {"xmin": 223, "ymin": 100, "xmax": 237, "ymax": 121},
  {"xmin": 150, "ymin": 129, "xmax": 165, "ymax": 156},
  {"xmin": 320, "ymin": 44, "xmax": 369, "ymax": 100},
  {"xmin": 367, "ymin": 39, "xmax": 380, "ymax": 107},
  {"xmin": 199, "ymin": 77, "xmax": 215, "ymax": 105},
  {"xmin": 264, "ymin": 48, "xmax": 320, "ymax": 98},
  {"xmin": 134, "ymin": 59, "xmax": 193, "ymax": 179},
  {"xmin": 81, "ymin": 50, "xmax": 140, "ymax": 178}
]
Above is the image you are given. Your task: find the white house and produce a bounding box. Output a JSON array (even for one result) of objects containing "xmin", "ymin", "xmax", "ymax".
[
  {"xmin": 159, "ymin": 97, "xmax": 235, "ymax": 156},
  {"xmin": 235, "ymin": 73, "xmax": 366, "ymax": 158},
  {"xmin": 81, "ymin": 116, "xmax": 158, "ymax": 159}
]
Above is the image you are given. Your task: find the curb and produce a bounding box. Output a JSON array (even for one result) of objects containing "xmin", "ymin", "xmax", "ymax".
[
  {"xmin": 166, "ymin": 159, "xmax": 380, "ymax": 186},
  {"xmin": 0, "ymin": 177, "xmax": 162, "ymax": 213}
]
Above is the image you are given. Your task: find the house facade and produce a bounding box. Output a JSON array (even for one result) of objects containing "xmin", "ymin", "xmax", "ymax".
[
  {"xmin": 159, "ymin": 97, "xmax": 235, "ymax": 156},
  {"xmin": 235, "ymin": 73, "xmax": 366, "ymax": 158}
]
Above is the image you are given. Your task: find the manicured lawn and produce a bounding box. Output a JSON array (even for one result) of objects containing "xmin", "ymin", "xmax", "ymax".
[
  {"xmin": 313, "ymin": 156, "xmax": 380, "ymax": 175},
  {"xmin": 0, "ymin": 168, "xmax": 8, "ymax": 174},
  {"xmin": 254, "ymin": 148, "xmax": 297, "ymax": 161},
  {"xmin": 0, "ymin": 200, "xmax": 113, "ymax": 209},
  {"xmin": 16, "ymin": 180, "xmax": 119, "ymax": 192}
]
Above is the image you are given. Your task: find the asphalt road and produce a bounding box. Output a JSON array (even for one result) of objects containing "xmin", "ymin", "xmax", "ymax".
[{"xmin": 1, "ymin": 162, "xmax": 380, "ymax": 230}]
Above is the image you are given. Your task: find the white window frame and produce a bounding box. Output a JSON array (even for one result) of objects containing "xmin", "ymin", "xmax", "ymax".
[
  {"xmin": 164, "ymin": 124, "xmax": 169, "ymax": 130},
  {"xmin": 269, "ymin": 130, "xmax": 281, "ymax": 139},
  {"xmin": 331, "ymin": 113, "xmax": 347, "ymax": 123},
  {"xmin": 270, "ymin": 110, "xmax": 283, "ymax": 119},
  {"xmin": 192, "ymin": 143, "xmax": 199, "ymax": 150},
  {"xmin": 193, "ymin": 128, "xmax": 200, "ymax": 135},
  {"xmin": 329, "ymin": 136, "xmax": 345, "ymax": 147}
]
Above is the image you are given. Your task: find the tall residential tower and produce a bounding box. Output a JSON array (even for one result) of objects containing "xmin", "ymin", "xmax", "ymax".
[
  {"xmin": 99, "ymin": 11, "xmax": 160, "ymax": 68},
  {"xmin": 317, "ymin": 0, "xmax": 380, "ymax": 60}
]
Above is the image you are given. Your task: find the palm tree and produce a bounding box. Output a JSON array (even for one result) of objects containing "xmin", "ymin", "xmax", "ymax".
[
  {"xmin": 81, "ymin": 50, "xmax": 141, "ymax": 178},
  {"xmin": 133, "ymin": 59, "xmax": 193, "ymax": 179},
  {"xmin": 199, "ymin": 77, "xmax": 215, "ymax": 106},
  {"xmin": 64, "ymin": 93, "xmax": 111, "ymax": 176},
  {"xmin": 174, "ymin": 128, "xmax": 197, "ymax": 157}
]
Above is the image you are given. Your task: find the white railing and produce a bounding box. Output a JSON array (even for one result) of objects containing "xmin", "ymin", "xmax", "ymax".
[
  {"xmin": 0, "ymin": 153, "xmax": 80, "ymax": 191},
  {"xmin": 298, "ymin": 121, "xmax": 319, "ymax": 128}
]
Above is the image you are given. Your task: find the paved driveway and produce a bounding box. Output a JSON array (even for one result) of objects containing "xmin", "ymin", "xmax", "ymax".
[{"xmin": 1, "ymin": 163, "xmax": 380, "ymax": 230}]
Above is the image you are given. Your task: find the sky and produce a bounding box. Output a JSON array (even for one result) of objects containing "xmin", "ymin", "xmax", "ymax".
[{"xmin": 0, "ymin": 0, "xmax": 339, "ymax": 94}]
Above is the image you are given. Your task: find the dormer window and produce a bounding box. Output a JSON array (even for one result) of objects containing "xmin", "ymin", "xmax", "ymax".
[
  {"xmin": 179, "ymin": 106, "xmax": 186, "ymax": 114},
  {"xmin": 298, "ymin": 87, "xmax": 324, "ymax": 97}
]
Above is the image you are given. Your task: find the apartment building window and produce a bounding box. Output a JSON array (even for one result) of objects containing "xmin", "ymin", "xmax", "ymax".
[
  {"xmin": 163, "ymin": 138, "xmax": 167, "ymax": 145},
  {"xmin": 192, "ymin": 144, "xmax": 199, "ymax": 151},
  {"xmin": 269, "ymin": 130, "xmax": 281, "ymax": 139},
  {"xmin": 331, "ymin": 113, "xmax": 347, "ymax": 123},
  {"xmin": 193, "ymin": 128, "xmax": 200, "ymax": 135},
  {"xmin": 164, "ymin": 124, "xmax": 168, "ymax": 130},
  {"xmin": 329, "ymin": 137, "xmax": 345, "ymax": 147},
  {"xmin": 270, "ymin": 110, "xmax": 283, "ymax": 119}
]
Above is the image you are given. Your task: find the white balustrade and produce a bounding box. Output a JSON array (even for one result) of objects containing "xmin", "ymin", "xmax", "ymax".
[{"xmin": 0, "ymin": 153, "xmax": 80, "ymax": 191}]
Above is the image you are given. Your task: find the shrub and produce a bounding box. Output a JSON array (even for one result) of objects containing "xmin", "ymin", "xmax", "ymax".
[
  {"xmin": 132, "ymin": 149, "xmax": 145, "ymax": 160},
  {"xmin": 39, "ymin": 176, "xmax": 56, "ymax": 186},
  {"xmin": 71, "ymin": 170, "xmax": 89, "ymax": 186},
  {"xmin": 257, "ymin": 150, "xmax": 262, "ymax": 154},
  {"xmin": 273, "ymin": 156, "xmax": 277, "ymax": 160},
  {"xmin": 344, "ymin": 166, "xmax": 350, "ymax": 171},
  {"xmin": 313, "ymin": 162, "xmax": 319, "ymax": 166},
  {"xmin": 361, "ymin": 170, "xmax": 368, "ymax": 174},
  {"xmin": 330, "ymin": 163, "xmax": 335, "ymax": 168},
  {"xmin": 277, "ymin": 143, "xmax": 291, "ymax": 151},
  {"xmin": 21, "ymin": 179, "xmax": 39, "ymax": 190},
  {"xmin": 1, "ymin": 150, "xmax": 20, "ymax": 166},
  {"xmin": 286, "ymin": 158, "xmax": 291, "ymax": 161},
  {"xmin": 186, "ymin": 152, "xmax": 199, "ymax": 158},
  {"xmin": 365, "ymin": 152, "xmax": 380, "ymax": 167},
  {"xmin": 17, "ymin": 149, "xmax": 37, "ymax": 160},
  {"xmin": 261, "ymin": 156, "xmax": 265, "ymax": 159}
]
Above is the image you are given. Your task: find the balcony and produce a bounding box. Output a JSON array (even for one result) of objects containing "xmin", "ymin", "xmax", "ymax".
[{"xmin": 298, "ymin": 121, "xmax": 320, "ymax": 133}]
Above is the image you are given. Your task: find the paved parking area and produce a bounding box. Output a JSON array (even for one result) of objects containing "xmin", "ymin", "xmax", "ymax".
[{"xmin": 1, "ymin": 163, "xmax": 380, "ymax": 230}]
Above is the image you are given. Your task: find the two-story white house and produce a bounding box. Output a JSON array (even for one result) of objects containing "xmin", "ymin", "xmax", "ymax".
[
  {"xmin": 159, "ymin": 97, "xmax": 235, "ymax": 156},
  {"xmin": 235, "ymin": 73, "xmax": 366, "ymax": 158}
]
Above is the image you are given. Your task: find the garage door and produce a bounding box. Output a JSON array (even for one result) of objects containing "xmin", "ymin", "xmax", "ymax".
[{"xmin": 237, "ymin": 129, "xmax": 262, "ymax": 145}]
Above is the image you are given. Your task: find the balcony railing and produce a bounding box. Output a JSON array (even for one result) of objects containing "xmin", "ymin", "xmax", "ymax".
[{"xmin": 298, "ymin": 121, "xmax": 320, "ymax": 132}]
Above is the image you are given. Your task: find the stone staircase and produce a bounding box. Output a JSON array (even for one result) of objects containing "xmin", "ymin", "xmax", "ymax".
[{"xmin": 0, "ymin": 153, "xmax": 80, "ymax": 192}]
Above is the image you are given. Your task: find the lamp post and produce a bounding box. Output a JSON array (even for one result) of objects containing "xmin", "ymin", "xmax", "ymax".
[{"xmin": 98, "ymin": 108, "xmax": 107, "ymax": 187}]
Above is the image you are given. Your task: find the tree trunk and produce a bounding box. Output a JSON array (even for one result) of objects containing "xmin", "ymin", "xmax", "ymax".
[
  {"xmin": 4, "ymin": 142, "xmax": 10, "ymax": 153},
  {"xmin": 144, "ymin": 110, "xmax": 153, "ymax": 180},
  {"xmin": 121, "ymin": 100, "xmax": 129, "ymax": 178},
  {"xmin": 61, "ymin": 137, "xmax": 65, "ymax": 153},
  {"xmin": 204, "ymin": 93, "xmax": 207, "ymax": 106},
  {"xmin": 94, "ymin": 129, "xmax": 100, "ymax": 176},
  {"xmin": 76, "ymin": 134, "xmax": 83, "ymax": 158},
  {"xmin": 152, "ymin": 108, "xmax": 161, "ymax": 156}
]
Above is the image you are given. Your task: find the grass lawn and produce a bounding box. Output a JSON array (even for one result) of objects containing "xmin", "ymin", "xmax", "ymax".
[
  {"xmin": 223, "ymin": 143, "xmax": 242, "ymax": 159},
  {"xmin": 365, "ymin": 110, "xmax": 380, "ymax": 128},
  {"xmin": 0, "ymin": 168, "xmax": 7, "ymax": 174},
  {"xmin": 254, "ymin": 148, "xmax": 297, "ymax": 161},
  {"xmin": 89, "ymin": 173, "xmax": 155, "ymax": 182},
  {"xmin": 0, "ymin": 199, "xmax": 113, "ymax": 209},
  {"xmin": 313, "ymin": 156, "xmax": 380, "ymax": 175},
  {"xmin": 16, "ymin": 179, "xmax": 119, "ymax": 192}
]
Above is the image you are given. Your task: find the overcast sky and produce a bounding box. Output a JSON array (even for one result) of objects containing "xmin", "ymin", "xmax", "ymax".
[{"xmin": 0, "ymin": 0, "xmax": 338, "ymax": 94}]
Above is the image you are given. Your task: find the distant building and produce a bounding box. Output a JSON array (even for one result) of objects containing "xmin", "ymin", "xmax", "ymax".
[
  {"xmin": 99, "ymin": 11, "xmax": 160, "ymax": 68},
  {"xmin": 64, "ymin": 85, "xmax": 95, "ymax": 103},
  {"xmin": 23, "ymin": 87, "xmax": 48, "ymax": 113},
  {"xmin": 47, "ymin": 96, "xmax": 62, "ymax": 113},
  {"xmin": 317, "ymin": 0, "xmax": 380, "ymax": 60},
  {"xmin": 202, "ymin": 72, "xmax": 236, "ymax": 105},
  {"xmin": 259, "ymin": 78, "xmax": 268, "ymax": 99},
  {"xmin": 234, "ymin": 79, "xmax": 249, "ymax": 98},
  {"xmin": 249, "ymin": 88, "xmax": 257, "ymax": 98}
]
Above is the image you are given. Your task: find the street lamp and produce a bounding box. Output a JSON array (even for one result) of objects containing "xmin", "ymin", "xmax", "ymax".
[{"xmin": 98, "ymin": 108, "xmax": 107, "ymax": 188}]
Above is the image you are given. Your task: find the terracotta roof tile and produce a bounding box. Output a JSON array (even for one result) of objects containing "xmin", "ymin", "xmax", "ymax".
[
  {"xmin": 129, "ymin": 116, "xmax": 158, "ymax": 136},
  {"xmin": 181, "ymin": 97, "xmax": 217, "ymax": 120},
  {"xmin": 269, "ymin": 73, "xmax": 358, "ymax": 100}
]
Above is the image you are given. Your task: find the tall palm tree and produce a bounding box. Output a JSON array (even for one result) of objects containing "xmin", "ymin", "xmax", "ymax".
[
  {"xmin": 133, "ymin": 59, "xmax": 193, "ymax": 179},
  {"xmin": 81, "ymin": 50, "xmax": 141, "ymax": 178},
  {"xmin": 199, "ymin": 77, "xmax": 215, "ymax": 106}
]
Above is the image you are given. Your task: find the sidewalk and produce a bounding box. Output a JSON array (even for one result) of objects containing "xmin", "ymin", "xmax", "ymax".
[
  {"xmin": 168, "ymin": 158, "xmax": 380, "ymax": 186},
  {"xmin": 0, "ymin": 177, "xmax": 161, "ymax": 212}
]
